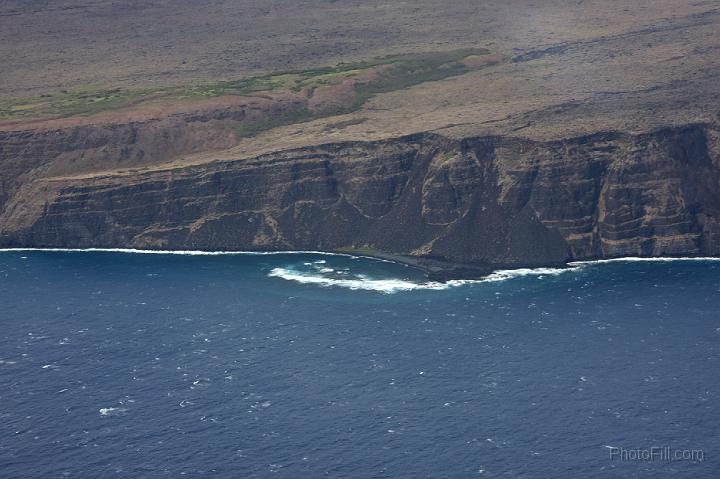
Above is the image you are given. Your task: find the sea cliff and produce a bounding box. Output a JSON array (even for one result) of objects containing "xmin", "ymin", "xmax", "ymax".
[{"xmin": 2, "ymin": 122, "xmax": 718, "ymax": 277}]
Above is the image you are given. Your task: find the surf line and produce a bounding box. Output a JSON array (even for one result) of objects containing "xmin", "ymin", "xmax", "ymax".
[
  {"xmin": 0, "ymin": 247, "xmax": 404, "ymax": 264},
  {"xmin": 4, "ymin": 248, "xmax": 717, "ymax": 264},
  {"xmin": 569, "ymin": 256, "xmax": 720, "ymax": 265}
]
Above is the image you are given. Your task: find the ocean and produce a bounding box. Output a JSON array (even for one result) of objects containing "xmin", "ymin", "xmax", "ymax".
[{"xmin": 0, "ymin": 250, "xmax": 718, "ymax": 478}]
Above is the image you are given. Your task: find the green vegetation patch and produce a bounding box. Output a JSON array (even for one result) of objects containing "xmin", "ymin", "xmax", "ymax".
[
  {"xmin": 179, "ymin": 47, "xmax": 491, "ymax": 102},
  {"xmin": 0, "ymin": 87, "xmax": 167, "ymax": 121},
  {"xmin": 0, "ymin": 48, "xmax": 494, "ymax": 122}
]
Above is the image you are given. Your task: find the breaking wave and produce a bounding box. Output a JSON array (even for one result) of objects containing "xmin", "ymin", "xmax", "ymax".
[
  {"xmin": 4, "ymin": 248, "xmax": 717, "ymax": 293},
  {"xmin": 472, "ymin": 266, "xmax": 583, "ymax": 282},
  {"xmin": 569, "ymin": 256, "xmax": 720, "ymax": 266},
  {"xmin": 268, "ymin": 265, "xmax": 583, "ymax": 293},
  {"xmin": 268, "ymin": 267, "xmax": 451, "ymax": 293}
]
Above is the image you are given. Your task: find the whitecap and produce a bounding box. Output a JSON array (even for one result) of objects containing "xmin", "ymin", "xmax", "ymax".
[{"xmin": 99, "ymin": 407, "xmax": 126, "ymax": 416}]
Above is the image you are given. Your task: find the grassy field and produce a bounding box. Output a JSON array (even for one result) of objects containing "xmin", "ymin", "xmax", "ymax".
[
  {"xmin": 0, "ymin": 48, "xmax": 492, "ymax": 122},
  {"xmin": 0, "ymin": 87, "xmax": 165, "ymax": 121},
  {"xmin": 188, "ymin": 48, "xmax": 489, "ymax": 98}
]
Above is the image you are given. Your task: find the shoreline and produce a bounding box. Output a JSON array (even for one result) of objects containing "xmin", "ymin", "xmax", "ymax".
[{"xmin": 1, "ymin": 247, "xmax": 720, "ymax": 282}]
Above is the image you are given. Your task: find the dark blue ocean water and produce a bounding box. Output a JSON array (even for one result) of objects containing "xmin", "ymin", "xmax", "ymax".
[{"xmin": 0, "ymin": 251, "xmax": 719, "ymax": 478}]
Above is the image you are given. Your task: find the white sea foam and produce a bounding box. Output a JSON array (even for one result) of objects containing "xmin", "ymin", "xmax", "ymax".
[
  {"xmin": 2, "ymin": 248, "xmax": 717, "ymax": 266},
  {"xmin": 267, "ymin": 263, "xmax": 589, "ymax": 292},
  {"xmin": 5, "ymin": 248, "xmax": 716, "ymax": 293},
  {"xmin": 569, "ymin": 256, "xmax": 720, "ymax": 266},
  {"xmin": 0, "ymin": 247, "xmax": 355, "ymax": 257},
  {"xmin": 0, "ymin": 247, "xmax": 404, "ymax": 267},
  {"xmin": 469, "ymin": 266, "xmax": 583, "ymax": 283},
  {"xmin": 268, "ymin": 267, "xmax": 451, "ymax": 293},
  {"xmin": 99, "ymin": 407, "xmax": 126, "ymax": 416}
]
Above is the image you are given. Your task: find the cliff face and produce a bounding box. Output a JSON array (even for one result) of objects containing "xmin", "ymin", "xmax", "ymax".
[
  {"xmin": 1, "ymin": 123, "xmax": 719, "ymax": 270},
  {"xmin": 0, "ymin": 94, "xmax": 309, "ymax": 210}
]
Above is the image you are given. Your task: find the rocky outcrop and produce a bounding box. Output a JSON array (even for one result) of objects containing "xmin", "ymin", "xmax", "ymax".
[{"xmin": 1, "ymin": 123, "xmax": 719, "ymax": 274}]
